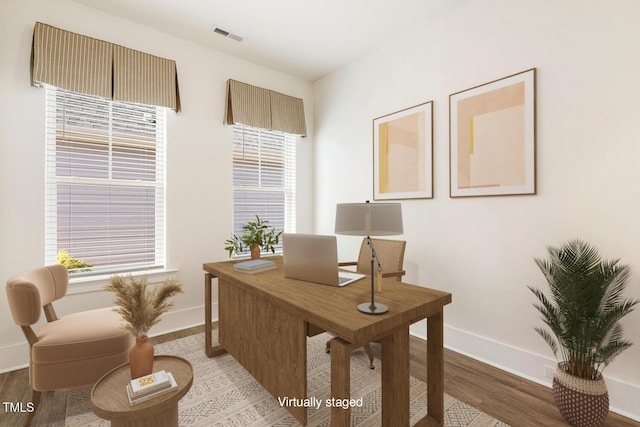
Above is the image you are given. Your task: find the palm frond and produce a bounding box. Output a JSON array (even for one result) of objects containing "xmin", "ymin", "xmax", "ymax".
[{"xmin": 528, "ymin": 239, "xmax": 639, "ymax": 378}]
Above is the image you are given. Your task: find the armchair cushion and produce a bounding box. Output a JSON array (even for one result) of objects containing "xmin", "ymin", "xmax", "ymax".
[
  {"xmin": 6, "ymin": 265, "xmax": 68, "ymax": 325},
  {"xmin": 31, "ymin": 307, "xmax": 132, "ymax": 390},
  {"xmin": 32, "ymin": 307, "xmax": 131, "ymax": 364},
  {"xmin": 5, "ymin": 281, "xmax": 41, "ymax": 326}
]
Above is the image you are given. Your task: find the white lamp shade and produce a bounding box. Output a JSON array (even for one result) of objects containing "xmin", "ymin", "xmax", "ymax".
[{"xmin": 335, "ymin": 202, "xmax": 403, "ymax": 236}]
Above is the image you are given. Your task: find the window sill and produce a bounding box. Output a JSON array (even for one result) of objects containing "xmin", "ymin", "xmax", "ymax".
[{"xmin": 67, "ymin": 267, "xmax": 179, "ymax": 295}]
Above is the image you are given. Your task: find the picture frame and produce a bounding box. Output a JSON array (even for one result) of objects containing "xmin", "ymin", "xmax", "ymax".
[
  {"xmin": 449, "ymin": 68, "xmax": 536, "ymax": 198},
  {"xmin": 373, "ymin": 101, "xmax": 433, "ymax": 200}
]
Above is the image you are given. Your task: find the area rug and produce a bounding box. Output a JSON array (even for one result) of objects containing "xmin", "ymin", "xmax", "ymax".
[{"xmin": 66, "ymin": 332, "xmax": 510, "ymax": 426}]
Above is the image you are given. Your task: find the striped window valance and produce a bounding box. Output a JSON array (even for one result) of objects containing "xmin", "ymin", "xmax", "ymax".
[
  {"xmin": 224, "ymin": 79, "xmax": 306, "ymax": 137},
  {"xmin": 31, "ymin": 22, "xmax": 180, "ymax": 112}
]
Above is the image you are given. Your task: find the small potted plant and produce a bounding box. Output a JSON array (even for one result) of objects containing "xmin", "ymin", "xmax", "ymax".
[
  {"xmin": 104, "ymin": 275, "xmax": 183, "ymax": 378},
  {"xmin": 56, "ymin": 249, "xmax": 93, "ymax": 273},
  {"xmin": 224, "ymin": 215, "xmax": 283, "ymax": 259},
  {"xmin": 528, "ymin": 239, "xmax": 638, "ymax": 427}
]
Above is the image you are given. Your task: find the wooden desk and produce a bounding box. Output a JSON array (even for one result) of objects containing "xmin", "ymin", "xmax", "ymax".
[
  {"xmin": 91, "ymin": 356, "xmax": 193, "ymax": 427},
  {"xmin": 203, "ymin": 257, "xmax": 451, "ymax": 426}
]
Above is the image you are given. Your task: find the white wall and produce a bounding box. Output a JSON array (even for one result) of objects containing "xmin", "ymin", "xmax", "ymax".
[
  {"xmin": 0, "ymin": 0, "xmax": 314, "ymax": 372},
  {"xmin": 313, "ymin": 0, "xmax": 640, "ymax": 420}
]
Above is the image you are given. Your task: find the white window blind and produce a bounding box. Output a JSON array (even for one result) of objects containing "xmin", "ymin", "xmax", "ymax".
[
  {"xmin": 232, "ymin": 124, "xmax": 296, "ymax": 256},
  {"xmin": 44, "ymin": 85, "xmax": 166, "ymax": 276}
]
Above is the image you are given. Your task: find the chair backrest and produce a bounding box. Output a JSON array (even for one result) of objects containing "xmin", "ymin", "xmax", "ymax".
[
  {"xmin": 5, "ymin": 265, "xmax": 68, "ymax": 326},
  {"xmin": 355, "ymin": 238, "xmax": 406, "ymax": 281}
]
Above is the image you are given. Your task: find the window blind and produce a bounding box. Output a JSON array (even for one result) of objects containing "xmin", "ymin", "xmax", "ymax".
[
  {"xmin": 232, "ymin": 125, "xmax": 296, "ymax": 256},
  {"xmin": 45, "ymin": 85, "xmax": 166, "ymax": 276}
]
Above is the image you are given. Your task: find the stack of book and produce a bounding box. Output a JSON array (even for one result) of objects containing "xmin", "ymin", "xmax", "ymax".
[
  {"xmin": 126, "ymin": 370, "xmax": 177, "ymax": 405},
  {"xmin": 233, "ymin": 259, "xmax": 277, "ymax": 274}
]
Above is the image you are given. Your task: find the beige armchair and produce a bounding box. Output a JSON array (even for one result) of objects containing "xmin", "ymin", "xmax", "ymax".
[
  {"xmin": 328, "ymin": 238, "xmax": 406, "ymax": 368},
  {"xmin": 5, "ymin": 265, "xmax": 133, "ymax": 426}
]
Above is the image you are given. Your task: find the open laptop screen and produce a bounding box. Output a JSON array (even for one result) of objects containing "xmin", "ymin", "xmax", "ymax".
[{"xmin": 282, "ymin": 233, "xmax": 364, "ymax": 286}]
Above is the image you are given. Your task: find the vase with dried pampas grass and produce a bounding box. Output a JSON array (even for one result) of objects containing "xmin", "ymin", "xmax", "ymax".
[{"xmin": 104, "ymin": 275, "xmax": 183, "ymax": 379}]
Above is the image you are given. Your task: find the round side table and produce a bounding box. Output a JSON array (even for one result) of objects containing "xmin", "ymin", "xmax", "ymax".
[{"xmin": 91, "ymin": 355, "xmax": 193, "ymax": 427}]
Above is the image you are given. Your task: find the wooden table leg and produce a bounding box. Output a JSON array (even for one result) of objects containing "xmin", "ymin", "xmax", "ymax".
[
  {"xmin": 204, "ymin": 272, "xmax": 226, "ymax": 357},
  {"xmin": 330, "ymin": 337, "xmax": 355, "ymax": 427},
  {"xmin": 204, "ymin": 272, "xmax": 212, "ymax": 355},
  {"xmin": 427, "ymin": 310, "xmax": 444, "ymax": 424},
  {"xmin": 380, "ymin": 324, "xmax": 410, "ymax": 426}
]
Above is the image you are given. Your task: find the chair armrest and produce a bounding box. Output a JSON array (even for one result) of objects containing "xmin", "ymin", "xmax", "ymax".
[
  {"xmin": 20, "ymin": 325, "xmax": 39, "ymax": 346},
  {"xmin": 382, "ymin": 270, "xmax": 406, "ymax": 279},
  {"xmin": 338, "ymin": 261, "xmax": 357, "ymax": 267}
]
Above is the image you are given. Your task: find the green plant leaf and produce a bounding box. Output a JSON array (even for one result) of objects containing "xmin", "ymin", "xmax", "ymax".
[
  {"xmin": 223, "ymin": 215, "xmax": 282, "ymax": 257},
  {"xmin": 528, "ymin": 239, "xmax": 639, "ymax": 379}
]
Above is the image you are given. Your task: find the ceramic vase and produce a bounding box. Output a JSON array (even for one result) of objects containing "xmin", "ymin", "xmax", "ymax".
[
  {"xmin": 250, "ymin": 244, "xmax": 261, "ymax": 260},
  {"xmin": 129, "ymin": 335, "xmax": 154, "ymax": 379},
  {"xmin": 553, "ymin": 362, "xmax": 609, "ymax": 427}
]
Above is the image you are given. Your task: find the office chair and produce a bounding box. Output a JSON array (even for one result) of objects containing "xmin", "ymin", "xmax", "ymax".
[
  {"xmin": 327, "ymin": 238, "xmax": 406, "ymax": 368},
  {"xmin": 5, "ymin": 265, "xmax": 133, "ymax": 426}
]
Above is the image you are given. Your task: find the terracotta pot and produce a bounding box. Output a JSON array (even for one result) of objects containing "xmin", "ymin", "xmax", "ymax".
[
  {"xmin": 553, "ymin": 362, "xmax": 608, "ymax": 427},
  {"xmin": 250, "ymin": 244, "xmax": 261, "ymax": 260},
  {"xmin": 129, "ymin": 335, "xmax": 154, "ymax": 379}
]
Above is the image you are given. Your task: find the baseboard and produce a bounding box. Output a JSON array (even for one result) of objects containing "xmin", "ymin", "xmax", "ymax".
[
  {"xmin": 146, "ymin": 303, "xmax": 216, "ymax": 337},
  {"xmin": 0, "ymin": 303, "xmax": 218, "ymax": 375},
  {"xmin": 409, "ymin": 322, "xmax": 640, "ymax": 422},
  {"xmin": 0, "ymin": 341, "xmax": 29, "ymax": 374}
]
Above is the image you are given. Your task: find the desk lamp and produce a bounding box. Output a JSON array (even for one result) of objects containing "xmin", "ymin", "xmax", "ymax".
[{"xmin": 335, "ymin": 201, "xmax": 403, "ymax": 314}]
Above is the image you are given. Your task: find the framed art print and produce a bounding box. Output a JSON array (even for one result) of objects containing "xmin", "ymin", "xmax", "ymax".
[
  {"xmin": 450, "ymin": 68, "xmax": 536, "ymax": 197},
  {"xmin": 373, "ymin": 101, "xmax": 433, "ymax": 200}
]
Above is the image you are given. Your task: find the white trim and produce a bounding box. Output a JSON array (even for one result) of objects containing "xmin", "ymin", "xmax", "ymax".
[
  {"xmin": 0, "ymin": 341, "xmax": 29, "ymax": 375},
  {"xmin": 67, "ymin": 267, "xmax": 179, "ymax": 294}
]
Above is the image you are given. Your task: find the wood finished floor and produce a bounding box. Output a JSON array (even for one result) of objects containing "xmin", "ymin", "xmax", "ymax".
[{"xmin": 0, "ymin": 325, "xmax": 637, "ymax": 427}]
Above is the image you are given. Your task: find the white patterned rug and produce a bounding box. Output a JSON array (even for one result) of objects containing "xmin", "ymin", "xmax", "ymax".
[{"xmin": 66, "ymin": 332, "xmax": 510, "ymax": 426}]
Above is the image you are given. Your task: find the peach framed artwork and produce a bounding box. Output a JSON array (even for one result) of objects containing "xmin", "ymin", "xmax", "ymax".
[
  {"xmin": 373, "ymin": 102, "xmax": 433, "ymax": 200},
  {"xmin": 450, "ymin": 68, "xmax": 536, "ymax": 197}
]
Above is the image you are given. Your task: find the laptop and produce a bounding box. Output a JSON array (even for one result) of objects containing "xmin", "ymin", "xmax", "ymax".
[{"xmin": 282, "ymin": 233, "xmax": 366, "ymax": 286}]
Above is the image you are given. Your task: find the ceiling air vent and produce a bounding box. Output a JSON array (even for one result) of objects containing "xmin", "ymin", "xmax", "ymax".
[{"xmin": 213, "ymin": 27, "xmax": 243, "ymax": 42}]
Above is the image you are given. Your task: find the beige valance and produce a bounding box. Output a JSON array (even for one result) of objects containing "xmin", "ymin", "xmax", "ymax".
[
  {"xmin": 31, "ymin": 22, "xmax": 180, "ymax": 112},
  {"xmin": 113, "ymin": 45, "xmax": 180, "ymax": 111},
  {"xmin": 224, "ymin": 79, "xmax": 306, "ymax": 136}
]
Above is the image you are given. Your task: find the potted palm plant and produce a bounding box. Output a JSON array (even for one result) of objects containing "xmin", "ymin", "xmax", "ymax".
[
  {"xmin": 529, "ymin": 239, "xmax": 638, "ymax": 427},
  {"xmin": 224, "ymin": 215, "xmax": 283, "ymax": 259}
]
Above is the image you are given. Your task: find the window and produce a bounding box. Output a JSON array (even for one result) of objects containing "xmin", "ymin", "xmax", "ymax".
[
  {"xmin": 45, "ymin": 86, "xmax": 166, "ymax": 276},
  {"xmin": 232, "ymin": 124, "xmax": 296, "ymax": 256}
]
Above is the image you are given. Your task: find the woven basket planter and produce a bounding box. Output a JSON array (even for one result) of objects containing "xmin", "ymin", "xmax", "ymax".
[{"xmin": 552, "ymin": 363, "xmax": 609, "ymax": 427}]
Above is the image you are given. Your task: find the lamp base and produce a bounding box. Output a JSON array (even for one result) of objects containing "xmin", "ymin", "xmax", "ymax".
[{"xmin": 357, "ymin": 302, "xmax": 388, "ymax": 315}]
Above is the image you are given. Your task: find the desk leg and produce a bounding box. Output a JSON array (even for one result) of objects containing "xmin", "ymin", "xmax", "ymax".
[
  {"xmin": 427, "ymin": 310, "xmax": 444, "ymax": 424},
  {"xmin": 330, "ymin": 337, "xmax": 354, "ymax": 427},
  {"xmin": 204, "ymin": 272, "xmax": 226, "ymax": 357},
  {"xmin": 381, "ymin": 325, "xmax": 410, "ymax": 427}
]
